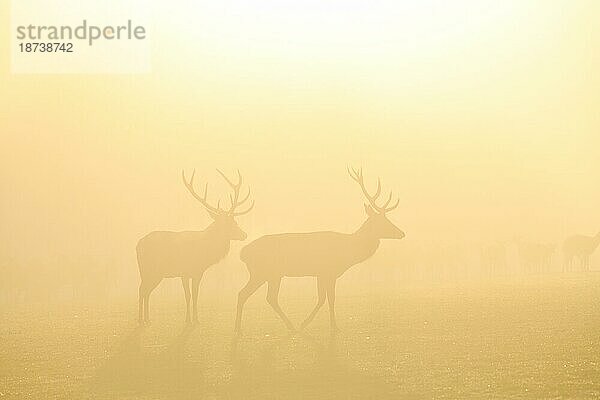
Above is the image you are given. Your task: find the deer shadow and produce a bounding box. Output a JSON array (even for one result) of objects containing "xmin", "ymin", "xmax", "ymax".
[
  {"xmin": 91, "ymin": 325, "xmax": 206, "ymax": 399},
  {"xmin": 222, "ymin": 331, "xmax": 398, "ymax": 399}
]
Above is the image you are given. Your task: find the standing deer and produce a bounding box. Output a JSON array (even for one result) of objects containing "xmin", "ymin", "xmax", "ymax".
[
  {"xmin": 480, "ymin": 242, "xmax": 507, "ymax": 278},
  {"xmin": 563, "ymin": 231, "xmax": 600, "ymax": 272},
  {"xmin": 516, "ymin": 240, "xmax": 555, "ymax": 274},
  {"xmin": 136, "ymin": 169, "xmax": 254, "ymax": 325},
  {"xmin": 235, "ymin": 167, "xmax": 405, "ymax": 334}
]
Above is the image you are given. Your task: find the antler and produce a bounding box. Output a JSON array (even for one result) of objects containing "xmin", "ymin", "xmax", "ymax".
[
  {"xmin": 182, "ymin": 170, "xmax": 223, "ymax": 215},
  {"xmin": 216, "ymin": 169, "xmax": 254, "ymax": 216},
  {"xmin": 347, "ymin": 166, "xmax": 399, "ymax": 213}
]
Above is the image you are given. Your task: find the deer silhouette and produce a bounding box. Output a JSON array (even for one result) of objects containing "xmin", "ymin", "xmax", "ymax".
[
  {"xmin": 480, "ymin": 242, "xmax": 507, "ymax": 277},
  {"xmin": 136, "ymin": 169, "xmax": 254, "ymax": 325},
  {"xmin": 563, "ymin": 231, "xmax": 600, "ymax": 272},
  {"xmin": 516, "ymin": 240, "xmax": 555, "ymax": 274},
  {"xmin": 234, "ymin": 167, "xmax": 404, "ymax": 334}
]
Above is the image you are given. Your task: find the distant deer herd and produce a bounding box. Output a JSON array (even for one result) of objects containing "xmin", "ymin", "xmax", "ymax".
[{"xmin": 137, "ymin": 167, "xmax": 600, "ymax": 333}]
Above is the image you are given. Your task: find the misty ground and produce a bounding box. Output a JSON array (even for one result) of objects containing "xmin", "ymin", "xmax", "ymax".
[{"xmin": 1, "ymin": 274, "xmax": 600, "ymax": 399}]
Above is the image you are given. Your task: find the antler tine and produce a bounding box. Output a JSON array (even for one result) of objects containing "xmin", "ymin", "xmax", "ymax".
[
  {"xmin": 182, "ymin": 169, "xmax": 222, "ymax": 215},
  {"xmin": 239, "ymin": 187, "xmax": 251, "ymax": 205},
  {"xmin": 381, "ymin": 191, "xmax": 393, "ymax": 209},
  {"xmin": 232, "ymin": 199, "xmax": 255, "ymax": 216},
  {"xmin": 217, "ymin": 168, "xmax": 239, "ymax": 213},
  {"xmin": 347, "ymin": 166, "xmax": 364, "ymax": 184},
  {"xmin": 347, "ymin": 166, "xmax": 399, "ymax": 213},
  {"xmin": 216, "ymin": 168, "xmax": 241, "ymax": 189},
  {"xmin": 374, "ymin": 178, "xmax": 381, "ymax": 201},
  {"xmin": 217, "ymin": 168, "xmax": 253, "ymax": 215},
  {"xmin": 374, "ymin": 187, "xmax": 400, "ymax": 213},
  {"xmin": 230, "ymin": 189, "xmax": 250, "ymax": 207},
  {"xmin": 385, "ymin": 197, "xmax": 400, "ymax": 212},
  {"xmin": 348, "ymin": 166, "xmax": 383, "ymax": 211},
  {"xmin": 346, "ymin": 166, "xmax": 356, "ymax": 181}
]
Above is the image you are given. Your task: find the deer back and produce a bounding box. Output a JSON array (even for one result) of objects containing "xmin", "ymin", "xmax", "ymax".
[{"xmin": 137, "ymin": 230, "xmax": 231, "ymax": 278}]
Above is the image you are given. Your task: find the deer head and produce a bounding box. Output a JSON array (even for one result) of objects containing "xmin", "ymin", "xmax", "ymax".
[
  {"xmin": 182, "ymin": 169, "xmax": 254, "ymax": 241},
  {"xmin": 348, "ymin": 167, "xmax": 405, "ymax": 240}
]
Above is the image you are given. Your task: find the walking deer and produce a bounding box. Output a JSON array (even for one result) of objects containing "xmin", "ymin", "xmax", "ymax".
[
  {"xmin": 235, "ymin": 167, "xmax": 405, "ymax": 334},
  {"xmin": 136, "ymin": 169, "xmax": 254, "ymax": 325},
  {"xmin": 563, "ymin": 231, "xmax": 600, "ymax": 272}
]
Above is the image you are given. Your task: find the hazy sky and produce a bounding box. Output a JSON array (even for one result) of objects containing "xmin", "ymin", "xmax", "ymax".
[{"xmin": 1, "ymin": 0, "xmax": 599, "ymax": 267}]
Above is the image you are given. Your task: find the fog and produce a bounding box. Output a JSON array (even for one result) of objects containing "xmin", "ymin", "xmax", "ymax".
[
  {"xmin": 1, "ymin": 1, "xmax": 600, "ymax": 398},
  {"xmin": 2, "ymin": 0, "xmax": 600, "ymax": 302}
]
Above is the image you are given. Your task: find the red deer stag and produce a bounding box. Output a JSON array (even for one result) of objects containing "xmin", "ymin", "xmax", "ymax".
[
  {"xmin": 136, "ymin": 169, "xmax": 254, "ymax": 325},
  {"xmin": 516, "ymin": 240, "xmax": 556, "ymax": 274},
  {"xmin": 235, "ymin": 167, "xmax": 405, "ymax": 334},
  {"xmin": 563, "ymin": 231, "xmax": 600, "ymax": 272}
]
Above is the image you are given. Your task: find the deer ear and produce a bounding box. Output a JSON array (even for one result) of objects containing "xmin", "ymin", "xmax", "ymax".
[{"xmin": 364, "ymin": 204, "xmax": 376, "ymax": 217}]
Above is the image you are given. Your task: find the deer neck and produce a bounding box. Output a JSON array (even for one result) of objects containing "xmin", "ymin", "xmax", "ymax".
[
  {"xmin": 204, "ymin": 223, "xmax": 232, "ymax": 251},
  {"xmin": 350, "ymin": 221, "xmax": 381, "ymax": 262}
]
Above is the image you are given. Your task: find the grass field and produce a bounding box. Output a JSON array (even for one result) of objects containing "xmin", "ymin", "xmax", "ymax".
[{"xmin": 1, "ymin": 274, "xmax": 600, "ymax": 399}]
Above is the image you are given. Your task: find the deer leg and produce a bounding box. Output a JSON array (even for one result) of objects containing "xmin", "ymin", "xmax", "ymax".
[
  {"xmin": 235, "ymin": 275, "xmax": 265, "ymax": 333},
  {"xmin": 300, "ymin": 278, "xmax": 326, "ymax": 330},
  {"xmin": 570, "ymin": 257, "xmax": 574, "ymax": 272},
  {"xmin": 138, "ymin": 283, "xmax": 144, "ymax": 324},
  {"xmin": 569, "ymin": 257, "xmax": 573, "ymax": 272},
  {"xmin": 182, "ymin": 277, "xmax": 191, "ymax": 324},
  {"xmin": 192, "ymin": 275, "xmax": 202, "ymax": 324},
  {"xmin": 326, "ymin": 279, "xmax": 338, "ymax": 333},
  {"xmin": 143, "ymin": 279, "xmax": 161, "ymax": 324},
  {"xmin": 267, "ymin": 278, "xmax": 295, "ymax": 332},
  {"xmin": 143, "ymin": 290, "xmax": 151, "ymax": 324},
  {"xmin": 567, "ymin": 256, "xmax": 573, "ymax": 272}
]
